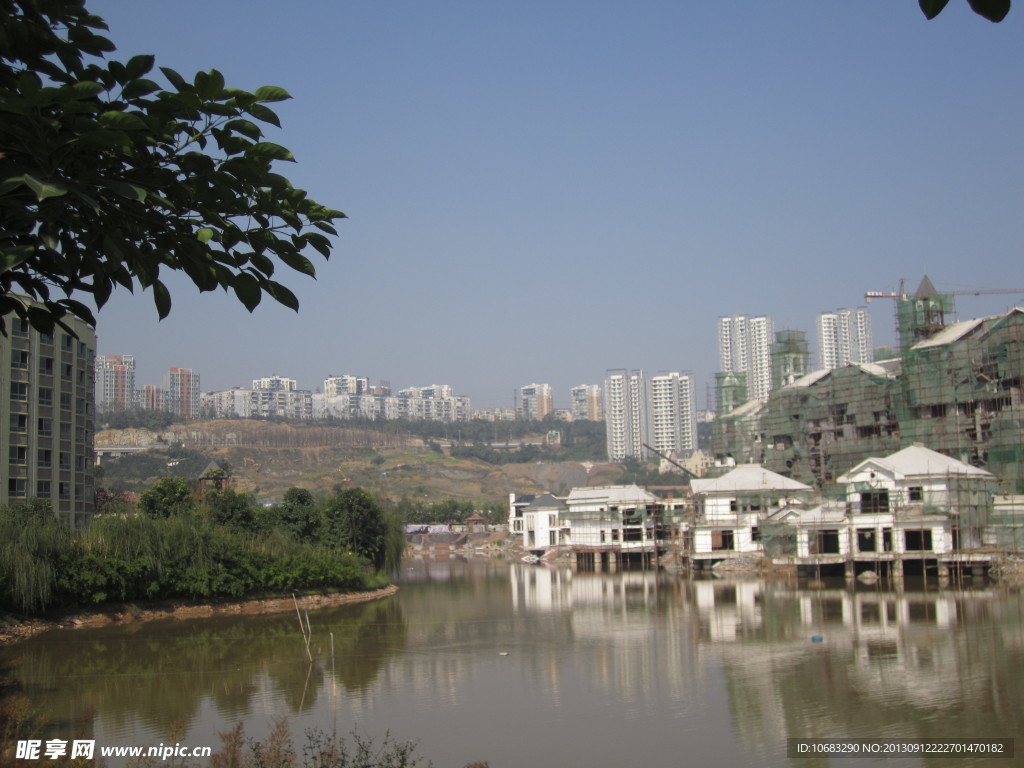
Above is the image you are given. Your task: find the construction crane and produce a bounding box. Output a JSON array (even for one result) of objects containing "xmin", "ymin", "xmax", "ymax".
[{"xmin": 866, "ymin": 277, "xmax": 1024, "ymax": 303}]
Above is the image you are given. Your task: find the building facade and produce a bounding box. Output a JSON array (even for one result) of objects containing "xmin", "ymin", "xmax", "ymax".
[
  {"xmin": 648, "ymin": 372, "xmax": 697, "ymax": 456},
  {"xmin": 164, "ymin": 367, "xmax": 200, "ymax": 420},
  {"xmin": 817, "ymin": 308, "xmax": 873, "ymax": 370},
  {"xmin": 1, "ymin": 310, "xmax": 96, "ymax": 527},
  {"xmin": 570, "ymin": 384, "xmax": 604, "ymax": 421},
  {"xmin": 520, "ymin": 383, "xmax": 554, "ymax": 420},
  {"xmin": 95, "ymin": 354, "xmax": 135, "ymax": 411},
  {"xmin": 604, "ymin": 369, "xmax": 649, "ymax": 461},
  {"xmin": 718, "ymin": 314, "xmax": 774, "ymax": 402}
]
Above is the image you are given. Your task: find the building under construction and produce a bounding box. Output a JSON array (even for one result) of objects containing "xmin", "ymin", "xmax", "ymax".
[{"xmin": 714, "ymin": 277, "xmax": 1024, "ymax": 495}]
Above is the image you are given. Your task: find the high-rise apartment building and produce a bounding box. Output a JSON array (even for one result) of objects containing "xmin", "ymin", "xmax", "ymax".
[
  {"xmin": 520, "ymin": 383, "xmax": 554, "ymax": 420},
  {"xmin": 817, "ymin": 308, "xmax": 873, "ymax": 370},
  {"xmin": 95, "ymin": 354, "xmax": 136, "ymax": 411},
  {"xmin": 718, "ymin": 314, "xmax": 774, "ymax": 402},
  {"xmin": 252, "ymin": 375, "xmax": 297, "ymax": 392},
  {"xmin": 1, "ymin": 308, "xmax": 96, "ymax": 527},
  {"xmin": 324, "ymin": 375, "xmax": 370, "ymax": 396},
  {"xmin": 570, "ymin": 384, "xmax": 604, "ymax": 421},
  {"xmin": 165, "ymin": 367, "xmax": 200, "ymax": 420},
  {"xmin": 604, "ymin": 369, "xmax": 650, "ymax": 461},
  {"xmin": 648, "ymin": 372, "xmax": 696, "ymax": 456}
]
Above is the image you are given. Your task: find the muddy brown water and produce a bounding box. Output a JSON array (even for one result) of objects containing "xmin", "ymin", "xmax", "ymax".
[{"xmin": 2, "ymin": 560, "xmax": 1022, "ymax": 767}]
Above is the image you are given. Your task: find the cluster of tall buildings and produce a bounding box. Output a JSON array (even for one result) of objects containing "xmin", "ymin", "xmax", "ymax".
[
  {"xmin": 203, "ymin": 377, "xmax": 473, "ymax": 422},
  {"xmin": 95, "ymin": 355, "xmax": 200, "ymax": 420},
  {"xmin": 715, "ymin": 308, "xmax": 873, "ymax": 411},
  {"xmin": 603, "ymin": 370, "xmax": 697, "ymax": 462},
  {"xmin": 513, "ymin": 383, "xmax": 604, "ymax": 423}
]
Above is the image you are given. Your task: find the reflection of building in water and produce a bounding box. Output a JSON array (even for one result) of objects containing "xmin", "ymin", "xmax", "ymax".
[
  {"xmin": 691, "ymin": 579, "xmax": 767, "ymax": 643},
  {"xmin": 694, "ymin": 581, "xmax": 1011, "ymax": 755}
]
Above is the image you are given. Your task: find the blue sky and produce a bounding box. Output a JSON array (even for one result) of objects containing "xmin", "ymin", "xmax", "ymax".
[{"xmin": 88, "ymin": 1, "xmax": 1024, "ymax": 409}]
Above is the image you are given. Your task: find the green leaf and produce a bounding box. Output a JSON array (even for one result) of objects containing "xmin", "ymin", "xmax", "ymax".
[
  {"xmin": 123, "ymin": 78, "xmax": 161, "ymax": 99},
  {"xmin": 246, "ymin": 103, "xmax": 281, "ymax": 128},
  {"xmin": 232, "ymin": 273, "xmax": 262, "ymax": 312},
  {"xmin": 265, "ymin": 281, "xmax": 300, "ymax": 312},
  {"xmin": 0, "ymin": 246, "xmax": 34, "ymax": 273},
  {"xmin": 197, "ymin": 227, "xmax": 215, "ymax": 243},
  {"xmin": 152, "ymin": 280, "xmax": 172, "ymax": 320},
  {"xmin": 919, "ymin": 0, "xmax": 950, "ymax": 18},
  {"xmin": 277, "ymin": 250, "xmax": 317, "ymax": 277},
  {"xmin": 23, "ymin": 175, "xmax": 69, "ymax": 201},
  {"xmin": 224, "ymin": 118, "xmax": 263, "ymax": 141},
  {"xmin": 125, "ymin": 54, "xmax": 156, "ymax": 79},
  {"xmin": 249, "ymin": 142, "xmax": 295, "ymax": 161},
  {"xmin": 160, "ymin": 66, "xmax": 189, "ymax": 92},
  {"xmin": 66, "ymin": 80, "xmax": 105, "ymax": 99},
  {"xmin": 253, "ymin": 85, "xmax": 292, "ymax": 103},
  {"xmin": 100, "ymin": 111, "xmax": 148, "ymax": 130},
  {"xmin": 0, "ymin": 176, "xmax": 28, "ymax": 196},
  {"xmin": 967, "ymin": 0, "xmax": 1010, "ymax": 21},
  {"xmin": 304, "ymin": 232, "xmax": 332, "ymax": 258},
  {"xmin": 101, "ymin": 180, "xmax": 148, "ymax": 202}
]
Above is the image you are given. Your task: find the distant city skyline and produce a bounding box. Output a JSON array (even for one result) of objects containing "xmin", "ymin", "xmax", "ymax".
[{"xmin": 86, "ymin": 2, "xmax": 1024, "ymax": 411}]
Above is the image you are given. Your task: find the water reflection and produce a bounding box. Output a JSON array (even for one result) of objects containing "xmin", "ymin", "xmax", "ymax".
[{"xmin": 2, "ymin": 563, "xmax": 1023, "ymax": 767}]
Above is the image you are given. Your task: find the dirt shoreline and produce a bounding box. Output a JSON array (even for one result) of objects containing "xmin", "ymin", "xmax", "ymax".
[{"xmin": 0, "ymin": 584, "xmax": 398, "ymax": 647}]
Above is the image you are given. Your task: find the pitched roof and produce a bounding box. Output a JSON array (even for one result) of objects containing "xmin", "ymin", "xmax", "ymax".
[
  {"xmin": 691, "ymin": 465, "xmax": 812, "ymax": 495},
  {"xmin": 525, "ymin": 493, "xmax": 566, "ymax": 511},
  {"xmin": 839, "ymin": 444, "xmax": 995, "ymax": 482},
  {"xmin": 566, "ymin": 485, "xmax": 657, "ymax": 505}
]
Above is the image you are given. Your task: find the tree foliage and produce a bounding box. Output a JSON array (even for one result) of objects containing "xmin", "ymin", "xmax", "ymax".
[
  {"xmin": 0, "ymin": 0, "xmax": 344, "ymax": 335},
  {"xmin": 322, "ymin": 487, "xmax": 388, "ymax": 570},
  {"xmin": 137, "ymin": 476, "xmax": 194, "ymax": 518},
  {"xmin": 919, "ymin": 0, "xmax": 1011, "ymax": 22}
]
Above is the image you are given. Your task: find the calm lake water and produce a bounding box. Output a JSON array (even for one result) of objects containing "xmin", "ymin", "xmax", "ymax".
[{"xmin": 3, "ymin": 560, "xmax": 1023, "ymax": 767}]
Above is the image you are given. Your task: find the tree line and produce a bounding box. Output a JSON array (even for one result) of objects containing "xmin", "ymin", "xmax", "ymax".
[{"xmin": 0, "ymin": 482, "xmax": 405, "ymax": 615}]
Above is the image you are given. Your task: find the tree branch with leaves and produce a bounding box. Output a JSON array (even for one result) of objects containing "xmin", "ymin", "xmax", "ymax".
[{"xmin": 0, "ymin": 0, "xmax": 344, "ymax": 335}]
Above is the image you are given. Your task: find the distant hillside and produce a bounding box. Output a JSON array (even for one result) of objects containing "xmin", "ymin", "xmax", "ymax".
[{"xmin": 95, "ymin": 420, "xmax": 631, "ymax": 505}]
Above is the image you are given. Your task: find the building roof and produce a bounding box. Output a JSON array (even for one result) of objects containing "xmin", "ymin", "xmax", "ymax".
[
  {"xmin": 524, "ymin": 493, "xmax": 566, "ymax": 511},
  {"xmin": 912, "ymin": 316, "xmax": 989, "ymax": 350},
  {"xmin": 838, "ymin": 444, "xmax": 995, "ymax": 482},
  {"xmin": 691, "ymin": 465, "xmax": 812, "ymax": 495},
  {"xmin": 566, "ymin": 484, "xmax": 657, "ymax": 505}
]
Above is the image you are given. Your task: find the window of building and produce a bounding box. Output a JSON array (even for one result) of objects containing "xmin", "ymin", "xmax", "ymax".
[
  {"xmin": 59, "ymin": 452, "xmax": 71, "ymax": 470},
  {"xmin": 9, "ymin": 479, "xmax": 27, "ymax": 497},
  {"xmin": 39, "ymin": 356, "xmax": 54, "ymax": 374},
  {"xmin": 13, "ymin": 350, "xmax": 29, "ymax": 369},
  {"xmin": 36, "ymin": 480, "xmax": 52, "ymax": 497},
  {"xmin": 10, "ymin": 414, "xmax": 27, "ymax": 432},
  {"xmin": 10, "ymin": 382, "xmax": 28, "ymax": 401},
  {"xmin": 58, "ymin": 483, "xmax": 70, "ymax": 500},
  {"xmin": 60, "ymin": 393, "xmax": 71, "ymax": 411},
  {"xmin": 860, "ymin": 490, "xmax": 889, "ymax": 515},
  {"xmin": 39, "ymin": 387, "xmax": 53, "ymax": 405},
  {"xmin": 712, "ymin": 530, "xmax": 735, "ymax": 551},
  {"xmin": 61, "ymin": 333, "xmax": 72, "ymax": 351},
  {"xmin": 904, "ymin": 529, "xmax": 933, "ymax": 551},
  {"xmin": 12, "ymin": 318, "xmax": 29, "ymax": 338},
  {"xmin": 38, "ymin": 418, "xmax": 53, "ymax": 437},
  {"xmin": 908, "ymin": 486, "xmax": 924, "ymax": 502},
  {"xmin": 61, "ymin": 363, "xmax": 72, "ymax": 380},
  {"xmin": 9, "ymin": 445, "xmax": 27, "ymax": 464},
  {"xmin": 38, "ymin": 449, "xmax": 52, "ymax": 468}
]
